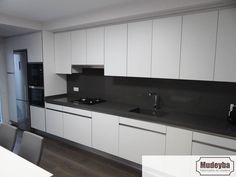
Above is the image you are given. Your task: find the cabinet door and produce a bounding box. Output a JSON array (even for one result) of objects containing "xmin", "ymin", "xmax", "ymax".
[
  {"xmin": 92, "ymin": 112, "xmax": 119, "ymax": 155},
  {"xmin": 127, "ymin": 20, "xmax": 152, "ymax": 77},
  {"xmin": 54, "ymin": 32, "xmax": 71, "ymax": 74},
  {"xmin": 87, "ymin": 27, "xmax": 104, "ymax": 65},
  {"xmin": 214, "ymin": 8, "xmax": 236, "ymax": 82},
  {"xmin": 192, "ymin": 142, "xmax": 236, "ymax": 155},
  {"xmin": 26, "ymin": 32, "xmax": 43, "ymax": 63},
  {"xmin": 180, "ymin": 11, "xmax": 218, "ymax": 81},
  {"xmin": 119, "ymin": 125, "xmax": 165, "ymax": 164},
  {"xmin": 152, "ymin": 16, "xmax": 182, "ymax": 79},
  {"xmin": 166, "ymin": 127, "xmax": 192, "ymax": 155},
  {"xmin": 30, "ymin": 106, "xmax": 45, "ymax": 131},
  {"xmin": 5, "ymin": 38, "xmax": 14, "ymax": 73},
  {"xmin": 63, "ymin": 113, "xmax": 91, "ymax": 147},
  {"xmin": 71, "ymin": 30, "xmax": 87, "ymax": 65},
  {"xmin": 104, "ymin": 24, "xmax": 127, "ymax": 76},
  {"xmin": 45, "ymin": 109, "xmax": 63, "ymax": 137},
  {"xmin": 7, "ymin": 74, "xmax": 17, "ymax": 122}
]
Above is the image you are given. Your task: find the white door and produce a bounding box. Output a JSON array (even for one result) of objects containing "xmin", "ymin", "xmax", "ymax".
[
  {"xmin": 7, "ymin": 74, "xmax": 17, "ymax": 122},
  {"xmin": 26, "ymin": 32, "xmax": 43, "ymax": 63},
  {"xmin": 152, "ymin": 16, "xmax": 182, "ymax": 79},
  {"xmin": 92, "ymin": 112, "xmax": 119, "ymax": 155},
  {"xmin": 166, "ymin": 127, "xmax": 192, "ymax": 155},
  {"xmin": 180, "ymin": 11, "xmax": 218, "ymax": 81},
  {"xmin": 119, "ymin": 124, "xmax": 166, "ymax": 164},
  {"xmin": 30, "ymin": 106, "xmax": 45, "ymax": 131},
  {"xmin": 54, "ymin": 32, "xmax": 71, "ymax": 74},
  {"xmin": 214, "ymin": 8, "xmax": 236, "ymax": 82},
  {"xmin": 127, "ymin": 20, "xmax": 152, "ymax": 77},
  {"xmin": 63, "ymin": 113, "xmax": 92, "ymax": 147},
  {"xmin": 192, "ymin": 142, "xmax": 236, "ymax": 155},
  {"xmin": 87, "ymin": 27, "xmax": 104, "ymax": 65},
  {"xmin": 105, "ymin": 24, "xmax": 127, "ymax": 76},
  {"xmin": 45, "ymin": 109, "xmax": 63, "ymax": 137},
  {"xmin": 71, "ymin": 30, "xmax": 87, "ymax": 65}
]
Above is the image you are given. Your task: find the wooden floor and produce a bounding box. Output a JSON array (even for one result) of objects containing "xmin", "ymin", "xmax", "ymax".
[{"xmin": 15, "ymin": 132, "xmax": 141, "ymax": 177}]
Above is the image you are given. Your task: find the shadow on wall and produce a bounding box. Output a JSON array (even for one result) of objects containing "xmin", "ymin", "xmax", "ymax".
[{"xmin": 0, "ymin": 97, "xmax": 2, "ymax": 123}]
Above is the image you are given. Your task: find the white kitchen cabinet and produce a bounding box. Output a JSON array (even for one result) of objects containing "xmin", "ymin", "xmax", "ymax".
[
  {"xmin": 166, "ymin": 127, "xmax": 192, "ymax": 155},
  {"xmin": 30, "ymin": 106, "xmax": 45, "ymax": 131},
  {"xmin": 119, "ymin": 124, "xmax": 166, "ymax": 164},
  {"xmin": 86, "ymin": 27, "xmax": 104, "ymax": 65},
  {"xmin": 152, "ymin": 16, "xmax": 182, "ymax": 79},
  {"xmin": 63, "ymin": 113, "xmax": 92, "ymax": 147},
  {"xmin": 26, "ymin": 32, "xmax": 43, "ymax": 63},
  {"xmin": 45, "ymin": 109, "xmax": 63, "ymax": 137},
  {"xmin": 5, "ymin": 38, "xmax": 14, "ymax": 73},
  {"xmin": 104, "ymin": 24, "xmax": 127, "ymax": 76},
  {"xmin": 214, "ymin": 8, "xmax": 236, "ymax": 82},
  {"xmin": 180, "ymin": 11, "xmax": 218, "ymax": 81},
  {"xmin": 92, "ymin": 112, "xmax": 119, "ymax": 155},
  {"xmin": 192, "ymin": 142, "xmax": 236, "ymax": 155},
  {"xmin": 54, "ymin": 32, "xmax": 71, "ymax": 74},
  {"xmin": 7, "ymin": 74, "xmax": 17, "ymax": 122},
  {"xmin": 71, "ymin": 30, "xmax": 87, "ymax": 65},
  {"xmin": 127, "ymin": 20, "xmax": 152, "ymax": 77}
]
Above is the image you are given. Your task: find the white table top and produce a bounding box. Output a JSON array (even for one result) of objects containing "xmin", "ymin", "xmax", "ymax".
[{"xmin": 0, "ymin": 146, "xmax": 53, "ymax": 177}]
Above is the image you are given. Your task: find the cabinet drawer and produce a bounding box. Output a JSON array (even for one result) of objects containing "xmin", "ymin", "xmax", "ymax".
[
  {"xmin": 45, "ymin": 103, "xmax": 63, "ymax": 111},
  {"xmin": 63, "ymin": 113, "xmax": 92, "ymax": 147},
  {"xmin": 119, "ymin": 117, "xmax": 166, "ymax": 134},
  {"xmin": 45, "ymin": 109, "xmax": 63, "ymax": 137},
  {"xmin": 193, "ymin": 132, "xmax": 236, "ymax": 151},
  {"xmin": 119, "ymin": 124, "xmax": 165, "ymax": 164},
  {"xmin": 63, "ymin": 106, "xmax": 91, "ymax": 117}
]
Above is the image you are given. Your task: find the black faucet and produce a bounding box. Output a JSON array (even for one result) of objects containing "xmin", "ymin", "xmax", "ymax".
[{"xmin": 148, "ymin": 92, "xmax": 160, "ymax": 112}]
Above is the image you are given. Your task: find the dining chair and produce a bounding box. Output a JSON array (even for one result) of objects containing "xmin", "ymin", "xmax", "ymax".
[
  {"xmin": 18, "ymin": 131, "xmax": 44, "ymax": 165},
  {"xmin": 0, "ymin": 123, "xmax": 17, "ymax": 151}
]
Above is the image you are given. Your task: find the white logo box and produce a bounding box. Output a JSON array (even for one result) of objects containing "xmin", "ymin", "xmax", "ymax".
[{"xmin": 142, "ymin": 156, "xmax": 235, "ymax": 177}]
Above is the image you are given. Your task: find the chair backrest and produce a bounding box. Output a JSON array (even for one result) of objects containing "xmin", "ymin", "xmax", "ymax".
[
  {"xmin": 0, "ymin": 123, "xmax": 17, "ymax": 151},
  {"xmin": 18, "ymin": 131, "xmax": 44, "ymax": 165}
]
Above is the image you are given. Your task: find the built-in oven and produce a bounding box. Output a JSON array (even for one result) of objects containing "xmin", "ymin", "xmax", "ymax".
[
  {"xmin": 28, "ymin": 86, "xmax": 45, "ymax": 107},
  {"xmin": 28, "ymin": 63, "xmax": 44, "ymax": 107}
]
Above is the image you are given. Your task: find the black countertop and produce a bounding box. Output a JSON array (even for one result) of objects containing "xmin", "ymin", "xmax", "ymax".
[{"xmin": 45, "ymin": 94, "xmax": 236, "ymax": 140}]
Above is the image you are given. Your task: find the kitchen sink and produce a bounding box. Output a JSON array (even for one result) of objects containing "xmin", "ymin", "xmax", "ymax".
[{"xmin": 129, "ymin": 107, "xmax": 166, "ymax": 117}]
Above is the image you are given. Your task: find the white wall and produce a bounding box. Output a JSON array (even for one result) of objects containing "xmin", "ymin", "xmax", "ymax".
[{"xmin": 0, "ymin": 38, "xmax": 9, "ymax": 123}]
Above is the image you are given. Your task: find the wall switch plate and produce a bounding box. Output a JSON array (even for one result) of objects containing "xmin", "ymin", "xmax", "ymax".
[{"xmin": 73, "ymin": 87, "xmax": 79, "ymax": 92}]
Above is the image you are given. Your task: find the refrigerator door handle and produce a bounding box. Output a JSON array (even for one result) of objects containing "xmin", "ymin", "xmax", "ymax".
[{"xmin": 18, "ymin": 61, "xmax": 21, "ymax": 70}]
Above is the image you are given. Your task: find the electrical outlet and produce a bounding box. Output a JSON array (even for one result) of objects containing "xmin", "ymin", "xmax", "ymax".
[{"xmin": 73, "ymin": 87, "xmax": 79, "ymax": 92}]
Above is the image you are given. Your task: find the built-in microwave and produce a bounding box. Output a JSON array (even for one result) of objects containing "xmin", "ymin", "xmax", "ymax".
[{"xmin": 27, "ymin": 63, "xmax": 44, "ymax": 107}]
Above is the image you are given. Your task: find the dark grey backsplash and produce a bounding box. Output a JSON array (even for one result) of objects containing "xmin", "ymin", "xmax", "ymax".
[{"xmin": 67, "ymin": 68, "xmax": 236, "ymax": 118}]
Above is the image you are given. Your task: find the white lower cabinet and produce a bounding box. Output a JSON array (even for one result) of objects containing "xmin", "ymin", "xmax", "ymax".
[
  {"xmin": 30, "ymin": 106, "xmax": 45, "ymax": 131},
  {"xmin": 92, "ymin": 112, "xmax": 119, "ymax": 156},
  {"xmin": 192, "ymin": 142, "xmax": 236, "ymax": 155},
  {"xmin": 63, "ymin": 113, "xmax": 92, "ymax": 147},
  {"xmin": 119, "ymin": 124, "xmax": 166, "ymax": 164},
  {"xmin": 166, "ymin": 127, "xmax": 192, "ymax": 155},
  {"xmin": 45, "ymin": 109, "xmax": 63, "ymax": 137}
]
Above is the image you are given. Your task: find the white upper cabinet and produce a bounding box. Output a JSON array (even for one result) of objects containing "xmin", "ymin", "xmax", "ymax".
[
  {"xmin": 26, "ymin": 32, "xmax": 43, "ymax": 63},
  {"xmin": 105, "ymin": 24, "xmax": 127, "ymax": 76},
  {"xmin": 127, "ymin": 20, "xmax": 152, "ymax": 78},
  {"xmin": 5, "ymin": 38, "xmax": 14, "ymax": 73},
  {"xmin": 214, "ymin": 8, "xmax": 236, "ymax": 82},
  {"xmin": 54, "ymin": 32, "xmax": 72, "ymax": 74},
  {"xmin": 180, "ymin": 11, "xmax": 218, "ymax": 81},
  {"xmin": 86, "ymin": 27, "xmax": 104, "ymax": 65},
  {"xmin": 152, "ymin": 16, "xmax": 182, "ymax": 79},
  {"xmin": 71, "ymin": 30, "xmax": 87, "ymax": 65}
]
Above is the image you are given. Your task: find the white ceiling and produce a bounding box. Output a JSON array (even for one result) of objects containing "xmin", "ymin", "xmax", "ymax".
[{"xmin": 0, "ymin": 0, "xmax": 235, "ymax": 37}]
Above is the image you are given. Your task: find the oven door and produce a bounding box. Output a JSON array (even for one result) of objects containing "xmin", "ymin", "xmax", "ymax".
[{"xmin": 28, "ymin": 87, "xmax": 44, "ymax": 107}]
